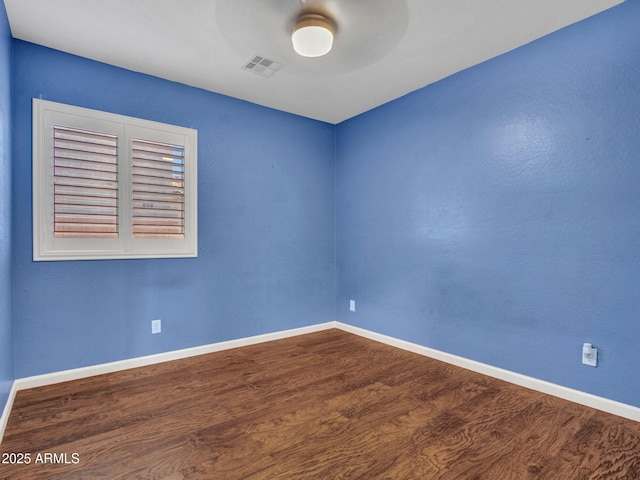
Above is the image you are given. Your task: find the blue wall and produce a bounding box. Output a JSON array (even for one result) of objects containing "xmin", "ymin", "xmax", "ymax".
[
  {"xmin": 0, "ymin": 2, "xmax": 13, "ymax": 417},
  {"xmin": 6, "ymin": 0, "xmax": 640, "ymax": 412},
  {"xmin": 12, "ymin": 42, "xmax": 336, "ymax": 377},
  {"xmin": 336, "ymin": 0, "xmax": 640, "ymax": 407}
]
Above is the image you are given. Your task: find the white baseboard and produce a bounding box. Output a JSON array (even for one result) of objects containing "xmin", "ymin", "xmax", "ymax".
[
  {"xmin": 14, "ymin": 322, "xmax": 337, "ymax": 391},
  {"xmin": 2, "ymin": 324, "xmax": 335, "ymax": 444},
  {"xmin": 335, "ymin": 322, "xmax": 640, "ymax": 422},
  {"xmin": 0, "ymin": 381, "xmax": 18, "ymax": 445},
  {"xmin": 4, "ymin": 320, "xmax": 639, "ymax": 435}
]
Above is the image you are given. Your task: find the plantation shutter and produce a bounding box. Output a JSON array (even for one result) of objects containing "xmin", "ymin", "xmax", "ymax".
[
  {"xmin": 34, "ymin": 99, "xmax": 197, "ymax": 261},
  {"xmin": 131, "ymin": 138, "xmax": 185, "ymax": 239},
  {"xmin": 53, "ymin": 126, "xmax": 119, "ymax": 238}
]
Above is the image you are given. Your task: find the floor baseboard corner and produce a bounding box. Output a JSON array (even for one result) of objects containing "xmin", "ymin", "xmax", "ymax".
[
  {"xmin": 0, "ymin": 381, "xmax": 18, "ymax": 445},
  {"xmin": 6, "ymin": 320, "xmax": 637, "ymax": 436}
]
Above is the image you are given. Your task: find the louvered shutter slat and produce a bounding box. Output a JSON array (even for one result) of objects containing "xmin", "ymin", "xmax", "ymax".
[
  {"xmin": 55, "ymin": 158, "xmax": 117, "ymax": 173},
  {"xmin": 131, "ymin": 183, "xmax": 183, "ymax": 195},
  {"xmin": 55, "ymin": 213, "xmax": 118, "ymax": 224},
  {"xmin": 132, "ymin": 139, "xmax": 185, "ymax": 239},
  {"xmin": 54, "ymin": 185, "xmax": 117, "ymax": 199},
  {"xmin": 55, "ymin": 204, "xmax": 117, "ymax": 215},
  {"xmin": 133, "ymin": 191, "xmax": 183, "ymax": 203},
  {"xmin": 132, "ymin": 175, "xmax": 184, "ymax": 188},
  {"xmin": 132, "ymin": 200, "xmax": 183, "ymax": 211},
  {"xmin": 53, "ymin": 177, "xmax": 118, "ymax": 190},
  {"xmin": 54, "ymin": 166, "xmax": 117, "ymax": 182},
  {"xmin": 55, "ymin": 194, "xmax": 118, "ymax": 207},
  {"xmin": 53, "ymin": 126, "xmax": 118, "ymax": 238},
  {"xmin": 54, "ymin": 223, "xmax": 118, "ymax": 234},
  {"xmin": 132, "ymin": 217, "xmax": 184, "ymax": 226},
  {"xmin": 132, "ymin": 208, "xmax": 184, "ymax": 218}
]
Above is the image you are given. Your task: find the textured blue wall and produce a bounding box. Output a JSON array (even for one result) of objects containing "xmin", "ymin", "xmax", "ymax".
[
  {"xmin": 336, "ymin": 1, "xmax": 640, "ymax": 407},
  {"xmin": 7, "ymin": 0, "xmax": 640, "ymax": 413},
  {"xmin": 0, "ymin": 2, "xmax": 13, "ymax": 417},
  {"xmin": 12, "ymin": 42, "xmax": 335, "ymax": 377}
]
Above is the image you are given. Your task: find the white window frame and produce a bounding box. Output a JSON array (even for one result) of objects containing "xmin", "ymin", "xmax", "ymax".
[{"xmin": 33, "ymin": 99, "xmax": 198, "ymax": 261}]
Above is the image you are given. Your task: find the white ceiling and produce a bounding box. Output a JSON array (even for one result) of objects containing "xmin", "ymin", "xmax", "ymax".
[{"xmin": 4, "ymin": 0, "xmax": 623, "ymax": 124}]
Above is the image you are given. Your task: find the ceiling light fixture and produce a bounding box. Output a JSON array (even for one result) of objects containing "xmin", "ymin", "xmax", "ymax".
[{"xmin": 291, "ymin": 13, "xmax": 335, "ymax": 57}]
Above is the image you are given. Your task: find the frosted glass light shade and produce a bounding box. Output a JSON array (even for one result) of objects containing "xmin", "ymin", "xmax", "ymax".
[{"xmin": 292, "ymin": 14, "xmax": 335, "ymax": 57}]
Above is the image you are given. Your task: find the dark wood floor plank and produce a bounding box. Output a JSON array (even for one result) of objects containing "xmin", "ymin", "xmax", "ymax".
[{"xmin": 1, "ymin": 329, "xmax": 639, "ymax": 479}]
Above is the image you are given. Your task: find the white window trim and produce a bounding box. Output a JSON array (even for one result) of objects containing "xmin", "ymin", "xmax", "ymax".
[{"xmin": 33, "ymin": 99, "xmax": 198, "ymax": 261}]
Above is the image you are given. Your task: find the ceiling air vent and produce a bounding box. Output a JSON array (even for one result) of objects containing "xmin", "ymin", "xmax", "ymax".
[{"xmin": 243, "ymin": 55, "xmax": 283, "ymax": 78}]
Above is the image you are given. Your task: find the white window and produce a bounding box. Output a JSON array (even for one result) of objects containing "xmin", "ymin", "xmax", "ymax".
[{"xmin": 33, "ymin": 99, "xmax": 198, "ymax": 261}]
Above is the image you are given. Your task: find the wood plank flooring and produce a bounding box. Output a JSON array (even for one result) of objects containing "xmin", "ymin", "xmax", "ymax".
[{"xmin": 1, "ymin": 329, "xmax": 639, "ymax": 479}]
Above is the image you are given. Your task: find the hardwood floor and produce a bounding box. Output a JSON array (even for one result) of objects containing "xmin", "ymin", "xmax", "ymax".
[{"xmin": 1, "ymin": 329, "xmax": 639, "ymax": 479}]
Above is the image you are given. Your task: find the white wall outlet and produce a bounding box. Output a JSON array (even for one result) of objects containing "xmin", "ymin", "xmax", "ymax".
[
  {"xmin": 582, "ymin": 343, "xmax": 597, "ymax": 367},
  {"xmin": 349, "ymin": 300, "xmax": 356, "ymax": 312},
  {"xmin": 151, "ymin": 319, "xmax": 162, "ymax": 334}
]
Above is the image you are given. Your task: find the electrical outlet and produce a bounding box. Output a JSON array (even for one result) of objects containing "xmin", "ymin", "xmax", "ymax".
[
  {"xmin": 151, "ymin": 319, "xmax": 162, "ymax": 334},
  {"xmin": 582, "ymin": 343, "xmax": 597, "ymax": 367},
  {"xmin": 349, "ymin": 300, "xmax": 356, "ymax": 312}
]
